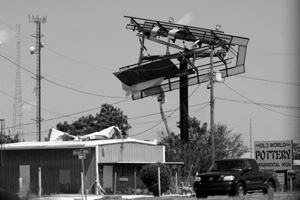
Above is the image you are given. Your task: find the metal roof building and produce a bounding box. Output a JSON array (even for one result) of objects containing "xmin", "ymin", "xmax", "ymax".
[{"xmin": 0, "ymin": 138, "xmax": 168, "ymax": 197}]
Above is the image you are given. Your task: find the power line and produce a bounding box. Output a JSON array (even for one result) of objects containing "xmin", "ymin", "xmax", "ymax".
[
  {"xmin": 293, "ymin": 136, "xmax": 300, "ymax": 141},
  {"xmin": 5, "ymin": 98, "xmax": 130, "ymax": 131},
  {"xmin": 236, "ymin": 75, "xmax": 300, "ymax": 86},
  {"xmin": 0, "ymin": 88, "xmax": 77, "ymax": 122},
  {"xmin": 221, "ymin": 82, "xmax": 300, "ymax": 119},
  {"xmin": 130, "ymin": 83, "xmax": 202, "ymax": 137},
  {"xmin": 42, "ymin": 72, "xmax": 119, "ymax": 95},
  {"xmin": 43, "ymin": 77, "xmax": 126, "ymax": 99},
  {"xmin": 0, "ymin": 52, "xmax": 126, "ymax": 99},
  {"xmin": 215, "ymin": 97, "xmax": 300, "ymax": 110},
  {"xmin": 15, "ymin": 100, "xmax": 209, "ymax": 137},
  {"xmin": 248, "ymin": 51, "xmax": 300, "ymax": 55},
  {"xmin": 0, "ymin": 19, "xmax": 113, "ymax": 71},
  {"xmin": 44, "ymin": 47, "xmax": 113, "ymax": 71},
  {"xmin": 129, "ymin": 101, "xmax": 209, "ymax": 120},
  {"xmin": 129, "ymin": 102, "xmax": 210, "ymax": 124},
  {"xmin": 0, "ymin": 52, "xmax": 36, "ymax": 75}
]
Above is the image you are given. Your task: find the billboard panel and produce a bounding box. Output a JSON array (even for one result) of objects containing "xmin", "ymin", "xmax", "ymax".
[{"xmin": 254, "ymin": 140, "xmax": 293, "ymax": 170}]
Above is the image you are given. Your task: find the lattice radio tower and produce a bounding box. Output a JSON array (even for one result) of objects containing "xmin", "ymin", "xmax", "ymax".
[
  {"xmin": 12, "ymin": 24, "xmax": 23, "ymax": 141},
  {"xmin": 29, "ymin": 15, "xmax": 46, "ymax": 142}
]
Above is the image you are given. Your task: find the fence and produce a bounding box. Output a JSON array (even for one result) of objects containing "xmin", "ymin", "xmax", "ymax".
[{"xmin": 97, "ymin": 173, "xmax": 196, "ymax": 195}]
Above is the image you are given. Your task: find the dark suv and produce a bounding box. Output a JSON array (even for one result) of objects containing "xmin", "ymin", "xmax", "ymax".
[{"xmin": 193, "ymin": 158, "xmax": 278, "ymax": 198}]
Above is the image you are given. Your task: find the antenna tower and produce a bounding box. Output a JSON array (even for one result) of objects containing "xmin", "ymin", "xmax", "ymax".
[
  {"xmin": 12, "ymin": 24, "xmax": 23, "ymax": 141},
  {"xmin": 29, "ymin": 14, "xmax": 46, "ymax": 142}
]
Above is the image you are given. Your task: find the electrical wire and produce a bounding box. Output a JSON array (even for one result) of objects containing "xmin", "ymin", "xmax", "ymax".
[
  {"xmin": 0, "ymin": 52, "xmax": 126, "ymax": 99},
  {"xmin": 215, "ymin": 97, "xmax": 300, "ymax": 110},
  {"xmin": 293, "ymin": 136, "xmax": 300, "ymax": 141},
  {"xmin": 130, "ymin": 83, "xmax": 201, "ymax": 137},
  {"xmin": 221, "ymin": 82, "xmax": 300, "ymax": 119},
  {"xmin": 44, "ymin": 47, "xmax": 113, "ymax": 71},
  {"xmin": 129, "ymin": 101, "xmax": 209, "ymax": 124},
  {"xmin": 236, "ymin": 75, "xmax": 300, "ymax": 87},
  {"xmin": 5, "ymin": 98, "xmax": 130, "ymax": 131},
  {"xmin": 0, "ymin": 88, "xmax": 77, "ymax": 120},
  {"xmin": 0, "ymin": 19, "xmax": 113, "ymax": 71},
  {"xmin": 248, "ymin": 51, "xmax": 300, "ymax": 55},
  {"xmin": 43, "ymin": 77, "xmax": 126, "ymax": 99},
  {"xmin": 42, "ymin": 72, "xmax": 119, "ymax": 95},
  {"xmin": 0, "ymin": 52, "xmax": 36, "ymax": 76}
]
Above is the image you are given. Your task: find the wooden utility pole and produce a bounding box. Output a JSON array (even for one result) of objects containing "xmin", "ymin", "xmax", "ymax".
[
  {"xmin": 250, "ymin": 118, "xmax": 252, "ymax": 158},
  {"xmin": 210, "ymin": 49, "xmax": 215, "ymax": 166}
]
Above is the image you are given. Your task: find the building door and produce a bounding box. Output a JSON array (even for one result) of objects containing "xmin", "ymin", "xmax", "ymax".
[
  {"xmin": 103, "ymin": 165, "xmax": 113, "ymax": 193},
  {"xmin": 19, "ymin": 165, "xmax": 30, "ymax": 197}
]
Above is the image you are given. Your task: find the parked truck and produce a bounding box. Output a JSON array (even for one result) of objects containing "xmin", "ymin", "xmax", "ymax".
[{"xmin": 193, "ymin": 158, "xmax": 279, "ymax": 198}]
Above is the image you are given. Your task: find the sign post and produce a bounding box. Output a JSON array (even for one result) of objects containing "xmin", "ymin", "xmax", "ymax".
[{"xmin": 73, "ymin": 148, "xmax": 91, "ymax": 200}]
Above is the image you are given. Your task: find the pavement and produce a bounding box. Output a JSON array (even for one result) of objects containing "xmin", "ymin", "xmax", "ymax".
[{"xmin": 28, "ymin": 194, "xmax": 152, "ymax": 200}]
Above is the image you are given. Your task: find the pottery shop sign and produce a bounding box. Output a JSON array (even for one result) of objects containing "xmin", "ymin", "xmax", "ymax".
[{"xmin": 254, "ymin": 140, "xmax": 293, "ymax": 170}]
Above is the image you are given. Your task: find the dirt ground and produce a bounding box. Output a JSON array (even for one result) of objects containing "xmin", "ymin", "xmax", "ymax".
[{"xmin": 23, "ymin": 191, "xmax": 300, "ymax": 200}]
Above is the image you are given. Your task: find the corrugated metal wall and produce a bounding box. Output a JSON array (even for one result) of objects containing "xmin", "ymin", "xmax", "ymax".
[
  {"xmin": 0, "ymin": 148, "xmax": 95, "ymax": 195},
  {"xmin": 98, "ymin": 143, "xmax": 164, "ymax": 163}
]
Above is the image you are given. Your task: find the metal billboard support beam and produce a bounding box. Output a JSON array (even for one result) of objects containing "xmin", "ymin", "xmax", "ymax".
[{"xmin": 179, "ymin": 57, "xmax": 189, "ymax": 144}]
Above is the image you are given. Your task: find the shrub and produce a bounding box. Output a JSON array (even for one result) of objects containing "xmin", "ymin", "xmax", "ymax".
[
  {"xmin": 140, "ymin": 163, "xmax": 171, "ymax": 196},
  {"xmin": 294, "ymin": 175, "xmax": 300, "ymax": 191}
]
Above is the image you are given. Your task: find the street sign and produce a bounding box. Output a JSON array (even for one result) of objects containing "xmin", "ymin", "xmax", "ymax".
[
  {"xmin": 82, "ymin": 148, "xmax": 91, "ymax": 154},
  {"xmin": 78, "ymin": 154, "xmax": 86, "ymax": 159},
  {"xmin": 72, "ymin": 149, "xmax": 90, "ymax": 200},
  {"xmin": 73, "ymin": 149, "xmax": 82, "ymax": 155},
  {"xmin": 73, "ymin": 148, "xmax": 91, "ymax": 156}
]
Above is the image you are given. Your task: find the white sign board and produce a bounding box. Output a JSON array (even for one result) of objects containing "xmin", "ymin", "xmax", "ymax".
[{"xmin": 254, "ymin": 140, "xmax": 293, "ymax": 170}]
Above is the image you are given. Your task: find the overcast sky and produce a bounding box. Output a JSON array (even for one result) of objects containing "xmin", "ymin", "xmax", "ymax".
[{"xmin": 0, "ymin": 0, "xmax": 299, "ymax": 156}]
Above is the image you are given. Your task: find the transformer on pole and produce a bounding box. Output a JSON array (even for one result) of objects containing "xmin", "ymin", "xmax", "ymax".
[{"xmin": 29, "ymin": 14, "xmax": 46, "ymax": 142}]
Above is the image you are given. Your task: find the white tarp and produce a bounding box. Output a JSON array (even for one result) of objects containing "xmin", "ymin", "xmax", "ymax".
[
  {"xmin": 122, "ymin": 77, "xmax": 164, "ymax": 96},
  {"xmin": 48, "ymin": 126, "xmax": 122, "ymax": 141}
]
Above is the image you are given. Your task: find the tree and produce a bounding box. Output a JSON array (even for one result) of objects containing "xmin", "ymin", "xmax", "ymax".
[
  {"xmin": 0, "ymin": 131, "xmax": 20, "ymax": 144},
  {"xmin": 140, "ymin": 163, "xmax": 171, "ymax": 196},
  {"xmin": 293, "ymin": 143, "xmax": 300, "ymax": 160},
  {"xmin": 158, "ymin": 117, "xmax": 248, "ymax": 176},
  {"xmin": 56, "ymin": 103, "xmax": 131, "ymax": 137}
]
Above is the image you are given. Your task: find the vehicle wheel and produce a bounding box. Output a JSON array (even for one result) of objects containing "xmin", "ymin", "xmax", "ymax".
[
  {"xmin": 263, "ymin": 181, "xmax": 274, "ymax": 194},
  {"xmin": 236, "ymin": 182, "xmax": 245, "ymax": 197},
  {"xmin": 196, "ymin": 191, "xmax": 207, "ymax": 199}
]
